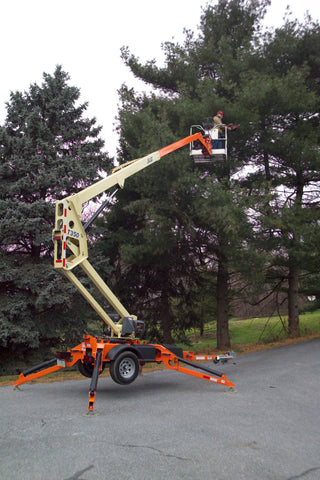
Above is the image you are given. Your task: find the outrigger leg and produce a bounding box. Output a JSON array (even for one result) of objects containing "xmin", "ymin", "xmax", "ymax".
[
  {"xmin": 13, "ymin": 359, "xmax": 65, "ymax": 387},
  {"xmin": 153, "ymin": 345, "xmax": 235, "ymax": 387},
  {"xmin": 88, "ymin": 350, "xmax": 103, "ymax": 413},
  {"xmin": 161, "ymin": 351, "xmax": 235, "ymax": 388},
  {"xmin": 176, "ymin": 357, "xmax": 234, "ymax": 387}
]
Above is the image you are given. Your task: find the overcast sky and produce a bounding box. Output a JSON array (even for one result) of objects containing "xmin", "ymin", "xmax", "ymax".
[{"xmin": 1, "ymin": 0, "xmax": 320, "ymax": 157}]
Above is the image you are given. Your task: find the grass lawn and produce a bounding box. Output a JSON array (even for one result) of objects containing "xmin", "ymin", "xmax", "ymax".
[{"xmin": 177, "ymin": 310, "xmax": 320, "ymax": 354}]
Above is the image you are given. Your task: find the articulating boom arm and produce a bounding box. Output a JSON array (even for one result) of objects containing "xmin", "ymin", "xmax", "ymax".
[{"xmin": 52, "ymin": 133, "xmax": 211, "ymax": 337}]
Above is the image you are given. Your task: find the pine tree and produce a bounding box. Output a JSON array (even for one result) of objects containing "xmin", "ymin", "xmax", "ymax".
[
  {"xmin": 237, "ymin": 16, "xmax": 320, "ymax": 336},
  {"xmin": 98, "ymin": 92, "xmax": 200, "ymax": 343},
  {"xmin": 116, "ymin": 1, "xmax": 270, "ymax": 348},
  {"xmin": 0, "ymin": 66, "xmax": 111, "ymax": 369}
]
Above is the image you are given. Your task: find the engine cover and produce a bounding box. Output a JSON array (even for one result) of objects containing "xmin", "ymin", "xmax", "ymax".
[{"xmin": 121, "ymin": 317, "xmax": 145, "ymax": 336}]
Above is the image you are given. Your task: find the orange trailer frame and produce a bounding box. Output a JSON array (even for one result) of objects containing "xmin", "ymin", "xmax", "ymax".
[{"xmin": 13, "ymin": 335, "xmax": 235, "ymax": 412}]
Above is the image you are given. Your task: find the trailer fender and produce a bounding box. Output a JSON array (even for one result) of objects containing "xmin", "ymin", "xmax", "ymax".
[{"xmin": 106, "ymin": 344, "xmax": 156, "ymax": 362}]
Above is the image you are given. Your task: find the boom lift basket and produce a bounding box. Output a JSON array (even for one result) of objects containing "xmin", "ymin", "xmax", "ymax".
[{"xmin": 190, "ymin": 122, "xmax": 228, "ymax": 165}]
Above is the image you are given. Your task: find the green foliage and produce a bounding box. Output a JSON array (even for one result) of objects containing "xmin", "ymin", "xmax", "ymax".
[
  {"xmin": 236, "ymin": 15, "xmax": 320, "ymax": 335},
  {"xmin": 112, "ymin": 0, "xmax": 320, "ymax": 346},
  {"xmin": 106, "ymin": 1, "xmax": 275, "ymax": 348},
  {"xmin": 0, "ymin": 66, "xmax": 112, "ymax": 365}
]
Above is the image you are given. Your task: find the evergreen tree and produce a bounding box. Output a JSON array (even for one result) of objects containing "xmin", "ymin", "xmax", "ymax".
[
  {"xmin": 100, "ymin": 0, "xmax": 320, "ymax": 349},
  {"xmin": 115, "ymin": 0, "xmax": 270, "ymax": 348},
  {"xmin": 99, "ymin": 93, "xmax": 202, "ymax": 343},
  {"xmin": 238, "ymin": 16, "xmax": 320, "ymax": 336},
  {"xmin": 0, "ymin": 66, "xmax": 111, "ymax": 369}
]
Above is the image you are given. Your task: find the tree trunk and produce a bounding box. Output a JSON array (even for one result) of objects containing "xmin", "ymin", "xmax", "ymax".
[
  {"xmin": 287, "ymin": 178, "xmax": 303, "ymax": 338},
  {"xmin": 160, "ymin": 280, "xmax": 172, "ymax": 343},
  {"xmin": 31, "ymin": 244, "xmax": 41, "ymax": 258},
  {"xmin": 288, "ymin": 265, "xmax": 300, "ymax": 337},
  {"xmin": 216, "ymin": 256, "xmax": 231, "ymax": 349}
]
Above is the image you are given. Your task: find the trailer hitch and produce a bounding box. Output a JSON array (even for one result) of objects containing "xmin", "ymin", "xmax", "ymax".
[{"xmin": 213, "ymin": 351, "xmax": 236, "ymax": 364}]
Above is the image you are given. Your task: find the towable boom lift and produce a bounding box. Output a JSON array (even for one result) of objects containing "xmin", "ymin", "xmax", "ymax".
[{"xmin": 13, "ymin": 131, "xmax": 236, "ymax": 412}]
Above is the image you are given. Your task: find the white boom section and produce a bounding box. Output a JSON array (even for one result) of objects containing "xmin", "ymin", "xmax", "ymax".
[{"xmin": 52, "ymin": 134, "xmax": 210, "ymax": 336}]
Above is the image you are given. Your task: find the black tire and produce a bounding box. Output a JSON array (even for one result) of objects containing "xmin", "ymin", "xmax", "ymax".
[
  {"xmin": 77, "ymin": 360, "xmax": 104, "ymax": 378},
  {"xmin": 109, "ymin": 351, "xmax": 139, "ymax": 385}
]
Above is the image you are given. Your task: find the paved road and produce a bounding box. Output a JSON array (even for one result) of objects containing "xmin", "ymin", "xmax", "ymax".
[{"xmin": 1, "ymin": 339, "xmax": 320, "ymax": 480}]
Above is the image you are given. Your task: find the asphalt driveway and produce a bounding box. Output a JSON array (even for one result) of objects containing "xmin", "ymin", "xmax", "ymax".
[{"xmin": 1, "ymin": 339, "xmax": 319, "ymax": 480}]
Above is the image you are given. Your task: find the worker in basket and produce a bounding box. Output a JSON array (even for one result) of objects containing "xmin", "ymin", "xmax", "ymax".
[
  {"xmin": 212, "ymin": 110, "xmax": 225, "ymax": 149},
  {"xmin": 211, "ymin": 110, "xmax": 238, "ymax": 150}
]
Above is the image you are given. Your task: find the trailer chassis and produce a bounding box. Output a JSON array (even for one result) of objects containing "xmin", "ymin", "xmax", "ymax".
[{"xmin": 13, "ymin": 335, "xmax": 235, "ymax": 412}]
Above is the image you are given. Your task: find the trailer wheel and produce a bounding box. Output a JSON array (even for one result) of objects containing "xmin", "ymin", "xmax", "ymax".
[
  {"xmin": 77, "ymin": 360, "xmax": 104, "ymax": 378},
  {"xmin": 109, "ymin": 351, "xmax": 139, "ymax": 385}
]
